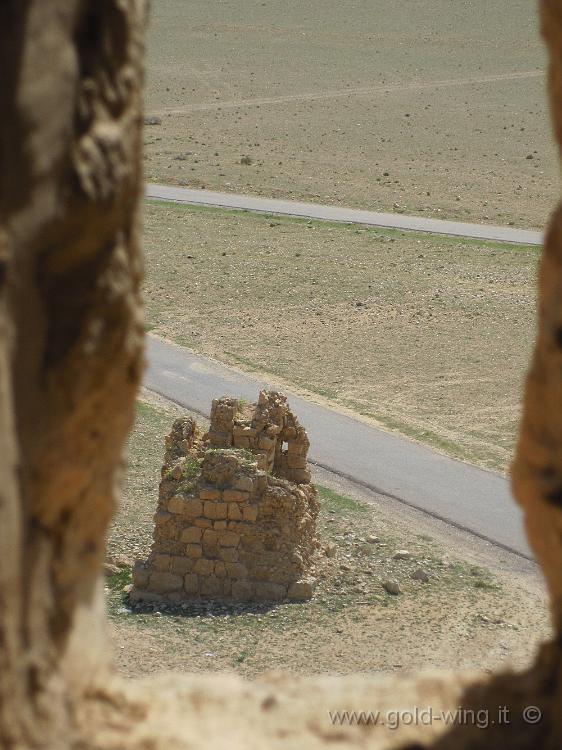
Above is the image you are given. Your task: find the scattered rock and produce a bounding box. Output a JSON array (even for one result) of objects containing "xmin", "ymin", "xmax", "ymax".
[
  {"xmin": 144, "ymin": 115, "xmax": 162, "ymax": 126},
  {"xmin": 287, "ymin": 578, "xmax": 316, "ymax": 601},
  {"xmin": 410, "ymin": 568, "xmax": 430, "ymax": 583},
  {"xmin": 104, "ymin": 563, "xmax": 121, "ymax": 577},
  {"xmin": 366, "ymin": 535, "xmax": 380, "ymax": 544},
  {"xmin": 324, "ymin": 542, "xmax": 337, "ymax": 558},
  {"xmin": 240, "ymin": 155, "xmax": 253, "ymax": 165},
  {"xmin": 107, "ymin": 554, "xmax": 132, "ymax": 569},
  {"xmin": 393, "ymin": 550, "xmax": 411, "ymax": 561},
  {"xmin": 382, "ymin": 579, "xmax": 402, "ymax": 595}
]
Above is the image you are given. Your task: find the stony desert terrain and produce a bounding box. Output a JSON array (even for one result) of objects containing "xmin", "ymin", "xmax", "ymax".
[
  {"xmin": 143, "ymin": 201, "xmax": 538, "ymax": 473},
  {"xmin": 106, "ymin": 394, "xmax": 550, "ymax": 679},
  {"xmin": 105, "ymin": 1, "xmax": 554, "ymax": 684},
  {"xmin": 144, "ymin": 0, "xmax": 555, "ymax": 228}
]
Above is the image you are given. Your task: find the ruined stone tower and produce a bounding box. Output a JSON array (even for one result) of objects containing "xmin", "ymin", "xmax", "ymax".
[{"xmin": 132, "ymin": 391, "xmax": 319, "ymax": 603}]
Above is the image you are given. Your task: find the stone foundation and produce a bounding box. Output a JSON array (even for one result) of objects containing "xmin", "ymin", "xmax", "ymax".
[{"xmin": 132, "ymin": 391, "xmax": 320, "ymax": 603}]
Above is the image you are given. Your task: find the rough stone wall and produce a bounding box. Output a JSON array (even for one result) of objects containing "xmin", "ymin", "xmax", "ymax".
[
  {"xmin": 0, "ymin": 1, "xmax": 146, "ymax": 747},
  {"xmin": 132, "ymin": 392, "xmax": 320, "ymax": 602},
  {"xmin": 207, "ymin": 390, "xmax": 312, "ymax": 484},
  {"xmin": 512, "ymin": 0, "xmax": 562, "ymax": 637}
]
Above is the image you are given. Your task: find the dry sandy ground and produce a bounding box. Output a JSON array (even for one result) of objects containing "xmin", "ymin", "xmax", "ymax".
[
  {"xmin": 106, "ymin": 392, "xmax": 550, "ymax": 680},
  {"xmin": 143, "ymin": 201, "xmax": 538, "ymax": 474},
  {"xmin": 144, "ymin": 0, "xmax": 556, "ymax": 228}
]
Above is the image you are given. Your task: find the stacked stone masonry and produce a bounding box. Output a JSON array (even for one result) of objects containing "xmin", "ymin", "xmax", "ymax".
[{"xmin": 132, "ymin": 391, "xmax": 320, "ymax": 603}]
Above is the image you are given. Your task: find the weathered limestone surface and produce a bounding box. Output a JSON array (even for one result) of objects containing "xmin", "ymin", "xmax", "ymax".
[
  {"xmin": 0, "ymin": 1, "xmax": 146, "ymax": 747},
  {"xmin": 4, "ymin": 1, "xmax": 562, "ymax": 749},
  {"xmin": 132, "ymin": 392, "xmax": 320, "ymax": 602}
]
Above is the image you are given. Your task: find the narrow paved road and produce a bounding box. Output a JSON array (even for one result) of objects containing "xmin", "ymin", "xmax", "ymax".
[
  {"xmin": 145, "ymin": 336, "xmax": 531, "ymax": 559},
  {"xmin": 146, "ymin": 184, "xmax": 543, "ymax": 246}
]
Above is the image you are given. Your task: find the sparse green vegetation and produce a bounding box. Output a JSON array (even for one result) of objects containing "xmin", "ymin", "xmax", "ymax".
[{"xmin": 317, "ymin": 485, "xmax": 367, "ymax": 514}]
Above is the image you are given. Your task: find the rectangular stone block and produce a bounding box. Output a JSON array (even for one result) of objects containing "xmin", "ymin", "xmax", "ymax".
[
  {"xmin": 287, "ymin": 455, "xmax": 307, "ymax": 469},
  {"xmin": 158, "ymin": 481, "xmax": 176, "ymax": 499},
  {"xmin": 293, "ymin": 469, "xmax": 311, "ymax": 484},
  {"xmin": 186, "ymin": 543, "xmax": 203, "ymax": 558},
  {"xmin": 147, "ymin": 571, "xmax": 183, "ymax": 593},
  {"xmin": 152, "ymin": 540, "xmax": 184, "ymax": 556},
  {"xmin": 242, "ymin": 506, "xmax": 258, "ymax": 523},
  {"xmin": 287, "ymin": 578, "xmax": 315, "ymax": 601},
  {"xmin": 223, "ymin": 489, "xmax": 249, "ymax": 503},
  {"xmin": 256, "ymin": 471, "xmax": 268, "ymax": 489},
  {"xmin": 183, "ymin": 499, "xmax": 203, "ymax": 519},
  {"xmin": 221, "ymin": 578, "xmax": 232, "ymax": 597},
  {"xmin": 214, "ymin": 520, "xmax": 228, "ymax": 530},
  {"xmin": 207, "ymin": 430, "xmax": 232, "ymax": 447},
  {"xmin": 258, "ymin": 435, "xmax": 275, "ymax": 450},
  {"xmin": 202, "ymin": 529, "xmax": 218, "ymax": 547},
  {"xmin": 228, "ymin": 504, "xmax": 243, "ymax": 521},
  {"xmin": 152, "ymin": 554, "xmax": 171, "ymax": 572},
  {"xmin": 154, "ymin": 510, "xmax": 172, "ymax": 525},
  {"xmin": 214, "ymin": 561, "xmax": 227, "ymax": 578},
  {"xmin": 256, "ymin": 454, "xmax": 268, "ymax": 471},
  {"xmin": 232, "ymin": 425, "xmax": 257, "ymax": 437},
  {"xmin": 288, "ymin": 442, "xmax": 307, "ymax": 455},
  {"xmin": 219, "ymin": 530, "xmax": 240, "ymax": 547},
  {"xmin": 219, "ymin": 547, "xmax": 239, "ymax": 563},
  {"xmin": 200, "ymin": 575, "xmax": 222, "ymax": 597},
  {"xmin": 225, "ymin": 562, "xmax": 247, "ymax": 579},
  {"xmin": 180, "ymin": 526, "xmax": 202, "ymax": 543},
  {"xmin": 254, "ymin": 582, "xmax": 286, "ymax": 600},
  {"xmin": 168, "ymin": 495, "xmax": 188, "ymax": 514},
  {"xmin": 204, "ymin": 501, "xmax": 227, "ymax": 519},
  {"xmin": 231, "ymin": 580, "xmax": 255, "ymax": 600},
  {"xmin": 171, "ymin": 556, "xmax": 194, "ymax": 575},
  {"xmin": 233, "ymin": 476, "xmax": 255, "ymax": 493},
  {"xmin": 227, "ymin": 521, "xmax": 253, "ymax": 534},
  {"xmin": 194, "ymin": 517, "xmax": 213, "ymax": 529},
  {"xmin": 184, "ymin": 573, "xmax": 199, "ymax": 594},
  {"xmin": 194, "ymin": 558, "xmax": 215, "ymax": 576},
  {"xmin": 199, "ymin": 487, "xmax": 221, "ymax": 501},
  {"xmin": 132, "ymin": 561, "xmax": 149, "ymax": 589}
]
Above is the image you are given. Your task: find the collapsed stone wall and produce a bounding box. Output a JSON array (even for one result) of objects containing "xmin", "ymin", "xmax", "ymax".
[{"xmin": 132, "ymin": 391, "xmax": 319, "ymax": 603}]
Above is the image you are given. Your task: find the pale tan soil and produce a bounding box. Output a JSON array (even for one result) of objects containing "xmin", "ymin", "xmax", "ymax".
[
  {"xmin": 143, "ymin": 201, "xmax": 538, "ymax": 473},
  {"xmin": 144, "ymin": 0, "xmax": 555, "ymax": 229},
  {"xmin": 107, "ymin": 396, "xmax": 550, "ymax": 680}
]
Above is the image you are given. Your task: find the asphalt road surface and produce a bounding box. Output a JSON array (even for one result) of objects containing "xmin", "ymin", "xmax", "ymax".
[
  {"xmin": 145, "ymin": 336, "xmax": 531, "ymax": 559},
  {"xmin": 146, "ymin": 183, "xmax": 543, "ymax": 246}
]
